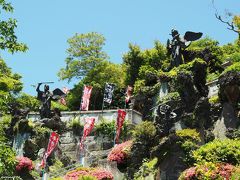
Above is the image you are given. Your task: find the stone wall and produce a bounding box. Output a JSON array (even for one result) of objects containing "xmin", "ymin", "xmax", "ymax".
[{"xmin": 27, "ymin": 109, "xmax": 142, "ymax": 125}]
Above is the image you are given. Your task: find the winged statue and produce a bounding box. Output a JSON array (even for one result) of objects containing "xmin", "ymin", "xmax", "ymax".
[
  {"xmin": 167, "ymin": 29, "xmax": 203, "ymax": 67},
  {"xmin": 36, "ymin": 83, "xmax": 66, "ymax": 119}
]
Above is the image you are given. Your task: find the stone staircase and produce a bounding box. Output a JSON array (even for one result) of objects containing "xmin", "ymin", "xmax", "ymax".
[
  {"xmin": 79, "ymin": 136, "xmax": 113, "ymax": 167},
  {"xmin": 49, "ymin": 135, "xmax": 124, "ymax": 179}
]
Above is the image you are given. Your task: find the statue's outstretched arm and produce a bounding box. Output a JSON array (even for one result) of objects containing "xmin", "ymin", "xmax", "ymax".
[{"xmin": 36, "ymin": 83, "xmax": 42, "ymax": 92}]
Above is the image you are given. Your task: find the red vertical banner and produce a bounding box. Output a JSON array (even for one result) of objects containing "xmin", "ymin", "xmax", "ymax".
[
  {"xmin": 62, "ymin": 87, "xmax": 70, "ymax": 94},
  {"xmin": 115, "ymin": 110, "xmax": 127, "ymax": 144},
  {"xmin": 80, "ymin": 85, "xmax": 93, "ymax": 111},
  {"xmin": 40, "ymin": 132, "xmax": 59, "ymax": 168},
  {"xmin": 59, "ymin": 87, "xmax": 70, "ymax": 106},
  {"xmin": 125, "ymin": 85, "xmax": 133, "ymax": 103},
  {"xmin": 59, "ymin": 97, "xmax": 67, "ymax": 106},
  {"xmin": 79, "ymin": 117, "xmax": 95, "ymax": 150}
]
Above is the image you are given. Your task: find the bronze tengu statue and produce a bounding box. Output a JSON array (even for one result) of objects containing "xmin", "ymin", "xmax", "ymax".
[
  {"xmin": 167, "ymin": 29, "xmax": 203, "ymax": 67},
  {"xmin": 36, "ymin": 82, "xmax": 66, "ymax": 119}
]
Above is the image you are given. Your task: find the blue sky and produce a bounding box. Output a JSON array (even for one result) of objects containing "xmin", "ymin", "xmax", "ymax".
[{"xmin": 2, "ymin": 0, "xmax": 240, "ymax": 95}]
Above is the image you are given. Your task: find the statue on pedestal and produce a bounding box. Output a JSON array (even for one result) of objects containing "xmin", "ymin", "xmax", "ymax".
[
  {"xmin": 167, "ymin": 29, "xmax": 203, "ymax": 67},
  {"xmin": 36, "ymin": 83, "xmax": 53, "ymax": 119},
  {"xmin": 36, "ymin": 83, "xmax": 66, "ymax": 119}
]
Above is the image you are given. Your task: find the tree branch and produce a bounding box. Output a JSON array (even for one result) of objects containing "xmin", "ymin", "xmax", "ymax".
[{"xmin": 215, "ymin": 13, "xmax": 239, "ymax": 34}]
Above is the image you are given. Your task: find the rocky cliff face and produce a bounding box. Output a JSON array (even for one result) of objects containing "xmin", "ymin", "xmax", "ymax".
[{"xmin": 127, "ymin": 58, "xmax": 240, "ymax": 179}]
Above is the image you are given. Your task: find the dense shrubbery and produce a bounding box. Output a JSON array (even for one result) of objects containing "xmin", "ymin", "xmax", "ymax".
[
  {"xmin": 176, "ymin": 129, "xmax": 201, "ymax": 165},
  {"xmin": 0, "ymin": 115, "xmax": 17, "ymax": 176},
  {"xmin": 132, "ymin": 121, "xmax": 156, "ymax": 141},
  {"xmin": 51, "ymin": 101, "xmax": 69, "ymax": 111},
  {"xmin": 16, "ymin": 156, "xmax": 34, "ymax": 172},
  {"xmin": 68, "ymin": 117, "xmax": 83, "ymax": 136},
  {"xmin": 159, "ymin": 58, "xmax": 206, "ymax": 80},
  {"xmin": 222, "ymin": 62, "xmax": 240, "ymax": 74},
  {"xmin": 192, "ymin": 139, "xmax": 240, "ymax": 165},
  {"xmin": 179, "ymin": 162, "xmax": 240, "ymax": 180},
  {"xmin": 176, "ymin": 129, "xmax": 200, "ymax": 142},
  {"xmin": 94, "ymin": 119, "xmax": 130, "ymax": 141},
  {"xmin": 158, "ymin": 91, "xmax": 180, "ymax": 103},
  {"xmin": 107, "ymin": 140, "xmax": 132, "ymax": 164},
  {"xmin": 16, "ymin": 93, "xmax": 40, "ymax": 111},
  {"xmin": 65, "ymin": 167, "xmax": 113, "ymax": 180},
  {"xmin": 0, "ymin": 142, "xmax": 16, "ymax": 176},
  {"xmin": 134, "ymin": 158, "xmax": 158, "ymax": 180}
]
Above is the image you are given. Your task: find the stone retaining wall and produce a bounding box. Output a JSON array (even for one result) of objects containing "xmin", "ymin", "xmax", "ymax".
[{"xmin": 27, "ymin": 109, "xmax": 142, "ymax": 125}]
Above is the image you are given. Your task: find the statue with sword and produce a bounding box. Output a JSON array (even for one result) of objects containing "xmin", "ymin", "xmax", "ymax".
[{"xmin": 35, "ymin": 82, "xmax": 66, "ymax": 119}]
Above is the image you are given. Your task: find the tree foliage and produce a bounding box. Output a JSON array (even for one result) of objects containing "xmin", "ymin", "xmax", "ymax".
[
  {"xmin": 0, "ymin": 142, "xmax": 16, "ymax": 176},
  {"xmin": 0, "ymin": 2, "xmax": 27, "ymax": 174},
  {"xmin": 123, "ymin": 44, "xmax": 144, "ymax": 86},
  {"xmin": 0, "ymin": 59, "xmax": 23, "ymax": 112},
  {"xmin": 60, "ymin": 32, "xmax": 126, "ymax": 110},
  {"xmin": 66, "ymin": 61, "xmax": 126, "ymax": 110},
  {"xmin": 0, "ymin": 115, "xmax": 16, "ymax": 176},
  {"xmin": 123, "ymin": 41, "xmax": 169, "ymax": 89},
  {"xmin": 0, "ymin": 0, "xmax": 28, "ymax": 53},
  {"xmin": 192, "ymin": 139, "xmax": 240, "ymax": 165},
  {"xmin": 16, "ymin": 93, "xmax": 40, "ymax": 111},
  {"xmin": 58, "ymin": 32, "xmax": 108, "ymax": 81}
]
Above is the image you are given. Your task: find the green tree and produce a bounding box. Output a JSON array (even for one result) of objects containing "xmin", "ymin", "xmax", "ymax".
[
  {"xmin": 83, "ymin": 61, "xmax": 126, "ymax": 110},
  {"xmin": 60, "ymin": 32, "xmax": 126, "ymax": 110},
  {"xmin": 58, "ymin": 32, "xmax": 108, "ymax": 81},
  {"xmin": 0, "ymin": 0, "xmax": 28, "ymax": 53},
  {"xmin": 0, "ymin": 59, "xmax": 23, "ymax": 112},
  {"xmin": 0, "ymin": 115, "xmax": 16, "ymax": 176},
  {"xmin": 0, "ymin": 1, "xmax": 28, "ymax": 175},
  {"xmin": 16, "ymin": 93, "xmax": 40, "ymax": 111},
  {"xmin": 221, "ymin": 41, "xmax": 240, "ymax": 63},
  {"xmin": 141, "ymin": 41, "xmax": 169, "ymax": 71},
  {"xmin": 123, "ymin": 44, "xmax": 144, "ymax": 86},
  {"xmin": 0, "ymin": 1, "xmax": 29, "ymax": 112},
  {"xmin": 0, "ymin": 142, "xmax": 16, "ymax": 176},
  {"xmin": 66, "ymin": 61, "xmax": 126, "ymax": 110}
]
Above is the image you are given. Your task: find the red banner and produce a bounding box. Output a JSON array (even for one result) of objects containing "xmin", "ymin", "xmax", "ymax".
[
  {"xmin": 62, "ymin": 87, "xmax": 70, "ymax": 94},
  {"xmin": 79, "ymin": 117, "xmax": 95, "ymax": 150},
  {"xmin": 80, "ymin": 85, "xmax": 93, "ymax": 111},
  {"xmin": 40, "ymin": 132, "xmax": 59, "ymax": 168},
  {"xmin": 125, "ymin": 85, "xmax": 133, "ymax": 103},
  {"xmin": 59, "ymin": 97, "xmax": 67, "ymax": 106},
  {"xmin": 115, "ymin": 110, "xmax": 127, "ymax": 144},
  {"xmin": 59, "ymin": 87, "xmax": 70, "ymax": 106}
]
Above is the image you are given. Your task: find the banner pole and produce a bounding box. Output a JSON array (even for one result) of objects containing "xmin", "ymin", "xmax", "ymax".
[
  {"xmin": 77, "ymin": 86, "xmax": 84, "ymax": 160},
  {"xmin": 124, "ymin": 99, "xmax": 127, "ymax": 111},
  {"xmin": 42, "ymin": 168, "xmax": 45, "ymax": 180},
  {"xmin": 101, "ymin": 98, "xmax": 104, "ymax": 115},
  {"xmin": 101, "ymin": 84, "xmax": 106, "ymax": 117},
  {"xmin": 79, "ymin": 144, "xmax": 84, "ymax": 165},
  {"xmin": 113, "ymin": 129, "xmax": 116, "ymax": 146}
]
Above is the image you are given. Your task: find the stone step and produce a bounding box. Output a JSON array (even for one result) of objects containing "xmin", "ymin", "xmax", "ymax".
[
  {"xmin": 85, "ymin": 141, "xmax": 101, "ymax": 152},
  {"xmin": 85, "ymin": 136, "xmax": 94, "ymax": 142},
  {"xmin": 61, "ymin": 143, "xmax": 77, "ymax": 152}
]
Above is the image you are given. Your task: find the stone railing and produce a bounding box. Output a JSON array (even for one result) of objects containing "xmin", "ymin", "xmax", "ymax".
[{"xmin": 27, "ymin": 109, "xmax": 142, "ymax": 125}]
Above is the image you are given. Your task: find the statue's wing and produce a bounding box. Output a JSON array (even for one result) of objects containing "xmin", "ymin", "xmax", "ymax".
[
  {"xmin": 184, "ymin": 31, "xmax": 203, "ymax": 42},
  {"xmin": 52, "ymin": 88, "xmax": 66, "ymax": 100}
]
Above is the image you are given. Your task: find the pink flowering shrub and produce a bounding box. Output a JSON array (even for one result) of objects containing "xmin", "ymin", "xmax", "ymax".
[
  {"xmin": 65, "ymin": 167, "xmax": 113, "ymax": 180},
  {"xmin": 179, "ymin": 162, "xmax": 238, "ymax": 179},
  {"xmin": 107, "ymin": 140, "xmax": 132, "ymax": 164},
  {"xmin": 16, "ymin": 156, "xmax": 34, "ymax": 172}
]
